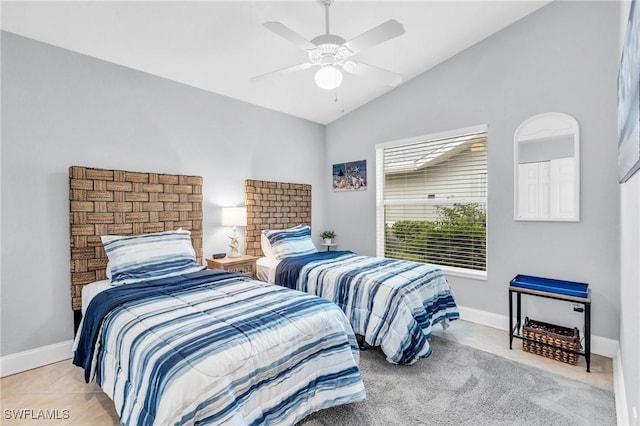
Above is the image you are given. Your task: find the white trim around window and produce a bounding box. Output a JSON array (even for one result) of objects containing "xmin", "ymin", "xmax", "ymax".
[{"xmin": 376, "ymin": 124, "xmax": 489, "ymax": 278}]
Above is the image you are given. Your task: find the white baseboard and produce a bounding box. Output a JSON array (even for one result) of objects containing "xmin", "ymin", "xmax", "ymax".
[
  {"xmin": 590, "ymin": 335, "xmax": 620, "ymax": 359},
  {"xmin": 457, "ymin": 305, "xmax": 619, "ymax": 358},
  {"xmin": 613, "ymin": 346, "xmax": 630, "ymax": 426},
  {"xmin": 458, "ymin": 305, "xmax": 508, "ymax": 331},
  {"xmin": 0, "ymin": 340, "xmax": 73, "ymax": 378}
]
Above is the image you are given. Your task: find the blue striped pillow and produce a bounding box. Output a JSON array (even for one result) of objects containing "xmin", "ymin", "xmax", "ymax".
[
  {"xmin": 263, "ymin": 225, "xmax": 318, "ymax": 259},
  {"xmin": 101, "ymin": 229, "xmax": 205, "ymax": 285}
]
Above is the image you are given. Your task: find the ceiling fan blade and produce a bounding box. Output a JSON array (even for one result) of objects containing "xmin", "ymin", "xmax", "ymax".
[
  {"xmin": 250, "ymin": 62, "xmax": 314, "ymax": 82},
  {"xmin": 344, "ymin": 19, "xmax": 405, "ymax": 54},
  {"xmin": 344, "ymin": 62, "xmax": 403, "ymax": 87},
  {"xmin": 263, "ymin": 22, "xmax": 316, "ymax": 51}
]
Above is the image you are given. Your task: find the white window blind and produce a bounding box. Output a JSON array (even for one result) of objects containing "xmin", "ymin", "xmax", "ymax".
[{"xmin": 376, "ymin": 127, "xmax": 488, "ymax": 273}]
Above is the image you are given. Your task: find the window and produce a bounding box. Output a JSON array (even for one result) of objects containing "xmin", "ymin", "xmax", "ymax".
[{"xmin": 375, "ymin": 125, "xmax": 488, "ymax": 277}]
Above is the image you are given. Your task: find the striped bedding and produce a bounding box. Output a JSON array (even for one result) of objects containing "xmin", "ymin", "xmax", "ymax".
[
  {"xmin": 275, "ymin": 251, "xmax": 460, "ymax": 365},
  {"xmin": 73, "ymin": 269, "xmax": 365, "ymax": 425}
]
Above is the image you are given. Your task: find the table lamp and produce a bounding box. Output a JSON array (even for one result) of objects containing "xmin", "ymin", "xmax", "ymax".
[{"xmin": 221, "ymin": 207, "xmax": 247, "ymax": 258}]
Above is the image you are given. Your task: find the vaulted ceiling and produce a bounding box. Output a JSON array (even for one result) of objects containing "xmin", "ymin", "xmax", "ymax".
[{"xmin": 1, "ymin": 1, "xmax": 550, "ymax": 124}]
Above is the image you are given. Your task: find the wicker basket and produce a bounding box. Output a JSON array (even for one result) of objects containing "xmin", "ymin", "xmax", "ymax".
[{"xmin": 522, "ymin": 317, "xmax": 581, "ymax": 365}]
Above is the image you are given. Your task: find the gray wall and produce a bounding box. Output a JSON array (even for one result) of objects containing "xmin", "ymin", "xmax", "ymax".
[
  {"xmin": 618, "ymin": 0, "xmax": 639, "ymax": 422},
  {"xmin": 325, "ymin": 1, "xmax": 621, "ymax": 340},
  {"xmin": 0, "ymin": 32, "xmax": 326, "ymax": 356}
]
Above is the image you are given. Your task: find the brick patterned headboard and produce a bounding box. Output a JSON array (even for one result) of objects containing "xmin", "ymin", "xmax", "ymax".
[
  {"xmin": 244, "ymin": 179, "xmax": 311, "ymax": 257},
  {"xmin": 69, "ymin": 166, "xmax": 203, "ymax": 312}
]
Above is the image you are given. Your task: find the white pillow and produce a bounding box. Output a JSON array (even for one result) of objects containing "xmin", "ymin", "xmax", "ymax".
[
  {"xmin": 263, "ymin": 225, "xmax": 318, "ymax": 259},
  {"xmin": 101, "ymin": 229, "xmax": 205, "ymax": 285},
  {"xmin": 261, "ymin": 233, "xmax": 276, "ymax": 257}
]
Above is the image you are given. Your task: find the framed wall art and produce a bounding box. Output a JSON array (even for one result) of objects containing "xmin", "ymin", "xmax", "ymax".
[
  {"xmin": 618, "ymin": 0, "xmax": 640, "ymax": 183},
  {"xmin": 332, "ymin": 160, "xmax": 367, "ymax": 191}
]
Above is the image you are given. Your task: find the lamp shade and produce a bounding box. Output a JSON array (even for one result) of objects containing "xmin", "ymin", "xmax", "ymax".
[
  {"xmin": 221, "ymin": 207, "xmax": 247, "ymax": 227},
  {"xmin": 315, "ymin": 66, "xmax": 343, "ymax": 90}
]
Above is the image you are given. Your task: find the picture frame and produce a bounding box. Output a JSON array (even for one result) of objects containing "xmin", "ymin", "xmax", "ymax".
[
  {"xmin": 332, "ymin": 160, "xmax": 367, "ymax": 191},
  {"xmin": 617, "ymin": 0, "xmax": 640, "ymax": 183}
]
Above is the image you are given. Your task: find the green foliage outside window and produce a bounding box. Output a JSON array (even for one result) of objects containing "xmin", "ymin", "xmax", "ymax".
[{"xmin": 386, "ymin": 203, "xmax": 486, "ymax": 271}]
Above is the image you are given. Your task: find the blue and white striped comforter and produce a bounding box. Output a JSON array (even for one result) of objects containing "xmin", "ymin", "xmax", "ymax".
[
  {"xmin": 275, "ymin": 251, "xmax": 460, "ymax": 365},
  {"xmin": 73, "ymin": 269, "xmax": 365, "ymax": 425}
]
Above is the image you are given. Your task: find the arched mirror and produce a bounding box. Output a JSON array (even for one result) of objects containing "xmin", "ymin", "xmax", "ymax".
[{"xmin": 514, "ymin": 112, "xmax": 580, "ymax": 222}]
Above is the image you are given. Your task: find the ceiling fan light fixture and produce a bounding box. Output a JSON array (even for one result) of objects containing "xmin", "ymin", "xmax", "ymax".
[
  {"xmin": 255, "ymin": 1, "xmax": 405, "ymax": 90},
  {"xmin": 315, "ymin": 65, "xmax": 343, "ymax": 90}
]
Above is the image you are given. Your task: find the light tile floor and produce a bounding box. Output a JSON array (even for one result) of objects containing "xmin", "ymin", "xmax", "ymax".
[{"xmin": 0, "ymin": 320, "xmax": 613, "ymax": 425}]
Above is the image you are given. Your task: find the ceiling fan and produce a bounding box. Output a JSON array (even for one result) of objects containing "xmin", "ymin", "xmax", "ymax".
[{"xmin": 252, "ymin": 0, "xmax": 405, "ymax": 90}]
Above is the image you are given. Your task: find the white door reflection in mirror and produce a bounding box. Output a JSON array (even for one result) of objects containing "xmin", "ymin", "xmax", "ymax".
[{"xmin": 514, "ymin": 113, "xmax": 579, "ymax": 221}]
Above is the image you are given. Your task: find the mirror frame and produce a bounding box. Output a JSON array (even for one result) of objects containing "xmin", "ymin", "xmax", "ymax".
[{"xmin": 514, "ymin": 112, "xmax": 580, "ymax": 222}]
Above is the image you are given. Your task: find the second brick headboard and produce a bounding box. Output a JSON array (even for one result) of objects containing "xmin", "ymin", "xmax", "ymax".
[{"xmin": 244, "ymin": 179, "xmax": 312, "ymax": 257}]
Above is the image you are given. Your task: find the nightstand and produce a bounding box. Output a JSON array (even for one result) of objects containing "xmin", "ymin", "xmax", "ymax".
[{"xmin": 206, "ymin": 255, "xmax": 258, "ymax": 279}]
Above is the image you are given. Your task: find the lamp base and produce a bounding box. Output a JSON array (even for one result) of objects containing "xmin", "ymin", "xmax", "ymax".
[
  {"xmin": 228, "ymin": 252, "xmax": 242, "ymax": 258},
  {"xmin": 228, "ymin": 227, "xmax": 242, "ymax": 258}
]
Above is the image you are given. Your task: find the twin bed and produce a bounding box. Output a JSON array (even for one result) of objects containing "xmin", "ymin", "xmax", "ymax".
[
  {"xmin": 69, "ymin": 169, "xmax": 459, "ymax": 425},
  {"xmin": 74, "ymin": 267, "xmax": 364, "ymax": 425},
  {"xmin": 246, "ymin": 179, "xmax": 459, "ymax": 365},
  {"xmin": 258, "ymin": 249, "xmax": 459, "ymax": 364}
]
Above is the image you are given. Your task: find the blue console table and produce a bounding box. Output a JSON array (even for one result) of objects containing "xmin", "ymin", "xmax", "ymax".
[{"xmin": 509, "ymin": 274, "xmax": 591, "ymax": 372}]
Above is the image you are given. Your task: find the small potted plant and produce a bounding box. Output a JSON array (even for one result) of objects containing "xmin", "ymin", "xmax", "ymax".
[{"xmin": 320, "ymin": 230, "xmax": 336, "ymax": 245}]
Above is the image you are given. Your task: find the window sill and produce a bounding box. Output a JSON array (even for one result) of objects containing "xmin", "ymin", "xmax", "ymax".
[{"xmin": 439, "ymin": 265, "xmax": 487, "ymax": 281}]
